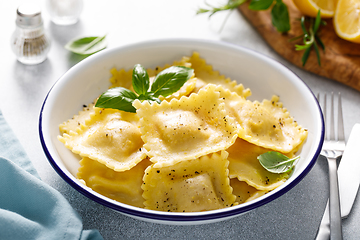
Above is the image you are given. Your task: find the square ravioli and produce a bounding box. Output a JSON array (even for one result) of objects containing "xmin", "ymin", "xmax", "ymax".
[
  {"xmin": 142, "ymin": 151, "xmax": 236, "ymax": 212},
  {"xmin": 215, "ymin": 85, "xmax": 308, "ymax": 153},
  {"xmin": 227, "ymin": 138, "xmax": 292, "ymax": 191},
  {"xmin": 78, "ymin": 157, "xmax": 151, "ymax": 208},
  {"xmin": 58, "ymin": 107, "xmax": 147, "ymax": 172},
  {"xmin": 133, "ymin": 84, "xmax": 239, "ymax": 168}
]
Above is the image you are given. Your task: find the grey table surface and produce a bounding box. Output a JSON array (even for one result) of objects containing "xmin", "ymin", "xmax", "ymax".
[{"xmin": 1, "ymin": 1, "xmax": 360, "ymax": 239}]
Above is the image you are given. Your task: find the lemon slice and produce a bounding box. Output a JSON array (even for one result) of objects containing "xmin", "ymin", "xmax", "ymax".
[
  {"xmin": 334, "ymin": 0, "xmax": 360, "ymax": 43},
  {"xmin": 292, "ymin": 0, "xmax": 336, "ymax": 18}
]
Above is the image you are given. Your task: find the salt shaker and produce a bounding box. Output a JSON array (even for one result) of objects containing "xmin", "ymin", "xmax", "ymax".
[
  {"xmin": 46, "ymin": 0, "xmax": 83, "ymax": 25},
  {"xmin": 11, "ymin": 4, "xmax": 51, "ymax": 65}
]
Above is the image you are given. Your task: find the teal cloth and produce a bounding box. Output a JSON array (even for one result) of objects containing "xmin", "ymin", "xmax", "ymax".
[{"xmin": 0, "ymin": 111, "xmax": 103, "ymax": 240}]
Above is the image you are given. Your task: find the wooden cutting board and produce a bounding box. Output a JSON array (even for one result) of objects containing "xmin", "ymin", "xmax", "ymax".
[{"xmin": 238, "ymin": 0, "xmax": 360, "ymax": 92}]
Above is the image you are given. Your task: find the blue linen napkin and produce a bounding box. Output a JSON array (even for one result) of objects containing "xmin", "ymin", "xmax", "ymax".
[{"xmin": 0, "ymin": 111, "xmax": 103, "ymax": 240}]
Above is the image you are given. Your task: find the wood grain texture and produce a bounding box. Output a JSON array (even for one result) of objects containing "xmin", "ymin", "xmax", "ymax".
[{"xmin": 238, "ymin": 0, "xmax": 360, "ymax": 91}]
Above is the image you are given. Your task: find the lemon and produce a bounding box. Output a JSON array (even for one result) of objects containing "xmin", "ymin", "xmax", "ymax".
[
  {"xmin": 334, "ymin": 0, "xmax": 360, "ymax": 43},
  {"xmin": 292, "ymin": 0, "xmax": 337, "ymax": 18}
]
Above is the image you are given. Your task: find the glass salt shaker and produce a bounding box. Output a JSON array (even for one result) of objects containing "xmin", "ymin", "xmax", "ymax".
[
  {"xmin": 46, "ymin": 0, "xmax": 83, "ymax": 25},
  {"xmin": 11, "ymin": 4, "xmax": 51, "ymax": 65}
]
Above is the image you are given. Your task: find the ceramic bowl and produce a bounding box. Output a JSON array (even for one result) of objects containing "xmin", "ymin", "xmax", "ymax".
[{"xmin": 39, "ymin": 39, "xmax": 324, "ymax": 225}]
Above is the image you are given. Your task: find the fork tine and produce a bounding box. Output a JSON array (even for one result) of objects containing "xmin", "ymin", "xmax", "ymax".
[
  {"xmin": 337, "ymin": 92, "xmax": 345, "ymax": 141},
  {"xmin": 330, "ymin": 92, "xmax": 335, "ymax": 140},
  {"xmin": 317, "ymin": 93, "xmax": 327, "ymax": 140}
]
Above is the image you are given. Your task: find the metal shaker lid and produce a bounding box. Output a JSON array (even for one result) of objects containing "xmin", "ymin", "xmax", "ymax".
[{"xmin": 16, "ymin": 4, "xmax": 43, "ymax": 28}]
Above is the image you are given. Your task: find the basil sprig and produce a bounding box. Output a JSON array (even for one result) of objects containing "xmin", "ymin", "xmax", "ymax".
[
  {"xmin": 95, "ymin": 64, "xmax": 194, "ymax": 113},
  {"xmin": 65, "ymin": 35, "xmax": 107, "ymax": 55},
  {"xmin": 257, "ymin": 151, "xmax": 299, "ymax": 174},
  {"xmin": 197, "ymin": 0, "xmax": 290, "ymax": 33}
]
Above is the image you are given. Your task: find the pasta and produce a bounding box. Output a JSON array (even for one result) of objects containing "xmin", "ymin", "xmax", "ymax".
[
  {"xmin": 78, "ymin": 157, "xmax": 151, "ymax": 208},
  {"xmin": 58, "ymin": 107, "xmax": 147, "ymax": 172},
  {"xmin": 214, "ymin": 85, "xmax": 308, "ymax": 153},
  {"xmin": 133, "ymin": 84, "xmax": 239, "ymax": 168},
  {"xmin": 227, "ymin": 138, "xmax": 292, "ymax": 191},
  {"xmin": 142, "ymin": 151, "xmax": 237, "ymax": 212},
  {"xmin": 58, "ymin": 52, "xmax": 308, "ymax": 212}
]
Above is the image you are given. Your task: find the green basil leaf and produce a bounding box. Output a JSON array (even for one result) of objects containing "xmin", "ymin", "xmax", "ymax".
[
  {"xmin": 95, "ymin": 87, "xmax": 138, "ymax": 113},
  {"xmin": 132, "ymin": 64, "xmax": 150, "ymax": 95},
  {"xmin": 271, "ymin": 0, "xmax": 290, "ymax": 32},
  {"xmin": 249, "ymin": 0, "xmax": 274, "ymax": 10},
  {"xmin": 95, "ymin": 65, "xmax": 194, "ymax": 113},
  {"xmin": 65, "ymin": 35, "xmax": 107, "ymax": 55},
  {"xmin": 150, "ymin": 66, "xmax": 194, "ymax": 98},
  {"xmin": 258, "ymin": 151, "xmax": 299, "ymax": 173}
]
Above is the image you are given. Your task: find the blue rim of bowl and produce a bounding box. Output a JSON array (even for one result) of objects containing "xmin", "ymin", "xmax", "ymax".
[{"xmin": 38, "ymin": 38, "xmax": 324, "ymax": 223}]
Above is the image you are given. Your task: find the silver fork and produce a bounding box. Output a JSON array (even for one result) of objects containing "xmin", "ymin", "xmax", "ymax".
[{"xmin": 318, "ymin": 92, "xmax": 346, "ymax": 240}]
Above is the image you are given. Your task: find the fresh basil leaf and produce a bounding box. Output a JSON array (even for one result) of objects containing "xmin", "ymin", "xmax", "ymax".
[
  {"xmin": 65, "ymin": 35, "xmax": 107, "ymax": 55},
  {"xmin": 258, "ymin": 151, "xmax": 299, "ymax": 173},
  {"xmin": 271, "ymin": 0, "xmax": 290, "ymax": 32},
  {"xmin": 132, "ymin": 64, "xmax": 150, "ymax": 95},
  {"xmin": 150, "ymin": 66, "xmax": 194, "ymax": 98},
  {"xmin": 95, "ymin": 87, "xmax": 138, "ymax": 113},
  {"xmin": 249, "ymin": 0, "xmax": 273, "ymax": 10},
  {"xmin": 95, "ymin": 65, "xmax": 194, "ymax": 113}
]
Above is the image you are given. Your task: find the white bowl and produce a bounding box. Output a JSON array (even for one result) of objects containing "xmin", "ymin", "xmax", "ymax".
[{"xmin": 39, "ymin": 39, "xmax": 324, "ymax": 225}]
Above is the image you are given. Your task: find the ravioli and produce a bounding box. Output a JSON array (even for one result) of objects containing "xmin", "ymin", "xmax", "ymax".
[
  {"xmin": 142, "ymin": 151, "xmax": 236, "ymax": 212},
  {"xmin": 78, "ymin": 157, "xmax": 151, "ymax": 208},
  {"xmin": 227, "ymin": 138, "xmax": 292, "ymax": 191},
  {"xmin": 133, "ymin": 84, "xmax": 239, "ymax": 168},
  {"xmin": 215, "ymin": 85, "xmax": 308, "ymax": 153},
  {"xmin": 58, "ymin": 107, "xmax": 147, "ymax": 172}
]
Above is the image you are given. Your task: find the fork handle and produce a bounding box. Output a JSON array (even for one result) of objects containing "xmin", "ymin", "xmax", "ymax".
[{"xmin": 327, "ymin": 157, "xmax": 343, "ymax": 240}]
